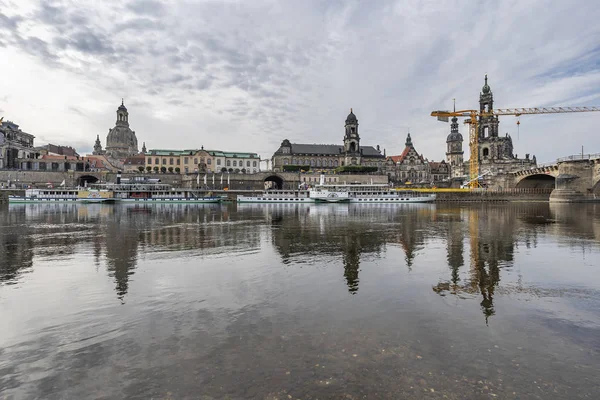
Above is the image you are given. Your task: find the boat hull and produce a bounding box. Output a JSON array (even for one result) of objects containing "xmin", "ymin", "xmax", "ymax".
[
  {"xmin": 349, "ymin": 195, "xmax": 436, "ymax": 203},
  {"xmin": 237, "ymin": 196, "xmax": 313, "ymax": 203},
  {"xmin": 118, "ymin": 197, "xmax": 222, "ymax": 203}
]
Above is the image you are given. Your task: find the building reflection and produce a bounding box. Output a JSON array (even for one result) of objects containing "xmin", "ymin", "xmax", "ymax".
[
  {"xmin": 0, "ymin": 203, "xmax": 239, "ymax": 302},
  {"xmin": 429, "ymin": 203, "xmax": 598, "ymax": 323},
  {"xmin": 266, "ymin": 203, "xmax": 436, "ymax": 294}
]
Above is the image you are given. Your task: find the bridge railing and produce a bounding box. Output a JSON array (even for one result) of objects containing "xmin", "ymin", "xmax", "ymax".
[
  {"xmin": 556, "ymin": 153, "xmax": 600, "ymax": 162},
  {"xmin": 472, "ymin": 188, "xmax": 554, "ymax": 194}
]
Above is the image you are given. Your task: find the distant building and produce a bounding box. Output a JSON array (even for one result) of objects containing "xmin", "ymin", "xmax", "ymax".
[
  {"xmin": 0, "ymin": 120, "xmax": 37, "ymax": 169},
  {"xmin": 463, "ymin": 76, "xmax": 537, "ymax": 177},
  {"xmin": 145, "ymin": 148, "xmax": 260, "ymax": 174},
  {"xmin": 93, "ymin": 100, "xmax": 140, "ymax": 159},
  {"xmin": 386, "ymin": 133, "xmax": 450, "ymax": 185},
  {"xmin": 271, "ymin": 109, "xmax": 386, "ymax": 172},
  {"xmin": 445, "ymin": 106, "xmax": 465, "ymax": 178},
  {"xmin": 37, "ymin": 144, "xmax": 79, "ymax": 158}
]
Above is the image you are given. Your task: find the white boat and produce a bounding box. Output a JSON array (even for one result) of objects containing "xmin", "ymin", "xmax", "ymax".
[
  {"xmin": 311, "ymin": 182, "xmax": 436, "ymax": 203},
  {"xmin": 100, "ymin": 182, "xmax": 222, "ymax": 203},
  {"xmin": 237, "ymin": 190, "xmax": 313, "ymax": 203},
  {"xmin": 8, "ymin": 188, "xmax": 115, "ymax": 203}
]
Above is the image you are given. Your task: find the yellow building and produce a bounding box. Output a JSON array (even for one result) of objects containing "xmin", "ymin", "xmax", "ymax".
[{"xmin": 145, "ymin": 149, "xmax": 260, "ymax": 174}]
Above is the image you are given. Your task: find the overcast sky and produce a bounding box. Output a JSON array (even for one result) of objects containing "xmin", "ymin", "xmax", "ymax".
[{"xmin": 1, "ymin": 0, "xmax": 599, "ymax": 163}]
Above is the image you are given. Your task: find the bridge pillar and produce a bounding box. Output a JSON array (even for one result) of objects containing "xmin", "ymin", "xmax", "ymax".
[{"xmin": 549, "ymin": 159, "xmax": 595, "ymax": 203}]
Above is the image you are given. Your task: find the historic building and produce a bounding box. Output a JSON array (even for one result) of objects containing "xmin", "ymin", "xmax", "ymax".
[
  {"xmin": 271, "ymin": 109, "xmax": 386, "ymax": 172},
  {"xmin": 0, "ymin": 119, "xmax": 37, "ymax": 169},
  {"xmin": 446, "ymin": 105, "xmax": 465, "ymax": 178},
  {"xmin": 473, "ymin": 76, "xmax": 536, "ymax": 175},
  {"xmin": 145, "ymin": 148, "xmax": 260, "ymax": 174},
  {"xmin": 386, "ymin": 133, "xmax": 450, "ymax": 184},
  {"xmin": 93, "ymin": 100, "xmax": 139, "ymax": 159}
]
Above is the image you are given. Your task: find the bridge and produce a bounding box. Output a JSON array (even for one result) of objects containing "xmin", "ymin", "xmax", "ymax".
[{"xmin": 510, "ymin": 154, "xmax": 600, "ymax": 200}]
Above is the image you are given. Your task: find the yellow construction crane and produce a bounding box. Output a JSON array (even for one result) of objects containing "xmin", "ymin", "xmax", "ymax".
[{"xmin": 431, "ymin": 106, "xmax": 600, "ymax": 188}]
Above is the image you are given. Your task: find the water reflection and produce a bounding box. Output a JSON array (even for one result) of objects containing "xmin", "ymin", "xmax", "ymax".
[
  {"xmin": 2, "ymin": 202, "xmax": 600, "ymax": 306},
  {"xmin": 1, "ymin": 202, "xmax": 600, "ymax": 399}
]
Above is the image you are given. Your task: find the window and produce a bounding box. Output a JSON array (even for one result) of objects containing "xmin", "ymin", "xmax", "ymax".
[
  {"xmin": 155, "ymin": 158, "xmax": 159, "ymax": 164},
  {"xmin": 217, "ymin": 159, "xmax": 221, "ymax": 165},
  {"xmin": 227, "ymin": 160, "xmax": 231, "ymax": 166},
  {"xmin": 329, "ymin": 160, "xmax": 333, "ymax": 167},
  {"xmin": 483, "ymin": 148, "xmax": 489, "ymax": 157},
  {"xmin": 246, "ymin": 161, "xmax": 250, "ymax": 167},
  {"xmin": 147, "ymin": 158, "xmax": 152, "ymax": 164},
  {"xmin": 184, "ymin": 157, "xmax": 189, "ymax": 164},
  {"xmin": 162, "ymin": 158, "xmax": 166, "ymax": 164},
  {"xmin": 316, "ymin": 160, "xmax": 321, "ymax": 167},
  {"xmin": 233, "ymin": 160, "xmax": 237, "ymax": 167},
  {"xmin": 283, "ymin": 159, "xmax": 289, "ymax": 165},
  {"xmin": 253, "ymin": 161, "xmax": 257, "ymax": 167},
  {"xmin": 292, "ymin": 158, "xmax": 297, "ymax": 164},
  {"xmin": 194, "ymin": 158, "xmax": 198, "ymax": 164},
  {"xmin": 170, "ymin": 158, "xmax": 174, "ymax": 165},
  {"xmin": 207, "ymin": 159, "xmax": 211, "ymax": 165},
  {"xmin": 176, "ymin": 159, "xmax": 180, "ymax": 165},
  {"xmin": 184, "ymin": 167, "xmax": 189, "ymax": 173},
  {"xmin": 334, "ymin": 160, "xmax": 338, "ymax": 167},
  {"xmin": 310, "ymin": 159, "xmax": 315, "ymax": 166}
]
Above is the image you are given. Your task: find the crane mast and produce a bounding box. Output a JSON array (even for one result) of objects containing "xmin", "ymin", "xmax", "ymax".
[{"xmin": 431, "ymin": 107, "xmax": 600, "ymax": 188}]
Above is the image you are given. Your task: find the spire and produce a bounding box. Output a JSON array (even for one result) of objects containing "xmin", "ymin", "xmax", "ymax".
[
  {"xmin": 141, "ymin": 142, "xmax": 147, "ymax": 153},
  {"xmin": 482, "ymin": 74, "xmax": 491, "ymax": 94},
  {"xmin": 405, "ymin": 132, "xmax": 412, "ymax": 147},
  {"xmin": 121, "ymin": 98, "xmax": 124, "ymax": 106},
  {"xmin": 453, "ymin": 98, "xmax": 456, "ymax": 112},
  {"xmin": 93, "ymin": 134, "xmax": 103, "ymax": 155}
]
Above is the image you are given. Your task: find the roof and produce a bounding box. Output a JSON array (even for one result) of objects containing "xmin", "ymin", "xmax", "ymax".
[
  {"xmin": 287, "ymin": 143, "xmax": 383, "ymax": 157},
  {"xmin": 124, "ymin": 155, "xmax": 145, "ymax": 165},
  {"xmin": 388, "ymin": 145, "xmax": 425, "ymax": 164},
  {"xmin": 149, "ymin": 149, "xmax": 260, "ymax": 158}
]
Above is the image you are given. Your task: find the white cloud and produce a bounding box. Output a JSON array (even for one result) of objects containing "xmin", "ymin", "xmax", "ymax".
[{"xmin": 0, "ymin": 0, "xmax": 599, "ymax": 160}]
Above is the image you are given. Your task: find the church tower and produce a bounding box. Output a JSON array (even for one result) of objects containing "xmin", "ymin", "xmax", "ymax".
[
  {"xmin": 92, "ymin": 134, "xmax": 104, "ymax": 155},
  {"xmin": 446, "ymin": 101, "xmax": 464, "ymax": 178},
  {"xmin": 478, "ymin": 75, "xmax": 500, "ymax": 141},
  {"xmin": 116, "ymin": 99, "xmax": 129, "ymax": 126},
  {"xmin": 343, "ymin": 108, "xmax": 361, "ymax": 166}
]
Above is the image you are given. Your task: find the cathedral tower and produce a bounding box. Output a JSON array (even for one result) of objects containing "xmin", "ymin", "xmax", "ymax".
[
  {"xmin": 478, "ymin": 75, "xmax": 500, "ymax": 140},
  {"xmin": 446, "ymin": 101, "xmax": 464, "ymax": 178},
  {"xmin": 343, "ymin": 108, "xmax": 361, "ymax": 166}
]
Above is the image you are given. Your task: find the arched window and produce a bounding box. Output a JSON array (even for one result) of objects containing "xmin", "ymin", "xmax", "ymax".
[
  {"xmin": 483, "ymin": 148, "xmax": 489, "ymax": 157},
  {"xmin": 310, "ymin": 159, "xmax": 315, "ymax": 166},
  {"xmin": 155, "ymin": 158, "xmax": 159, "ymax": 164},
  {"xmin": 233, "ymin": 160, "xmax": 237, "ymax": 167},
  {"xmin": 329, "ymin": 160, "xmax": 333, "ymax": 167},
  {"xmin": 334, "ymin": 160, "xmax": 338, "ymax": 167},
  {"xmin": 226, "ymin": 160, "xmax": 231, "ymax": 166},
  {"xmin": 253, "ymin": 161, "xmax": 257, "ymax": 167},
  {"xmin": 316, "ymin": 159, "xmax": 321, "ymax": 167},
  {"xmin": 283, "ymin": 159, "xmax": 289, "ymax": 165},
  {"xmin": 170, "ymin": 158, "xmax": 174, "ymax": 165},
  {"xmin": 292, "ymin": 158, "xmax": 297, "ymax": 164}
]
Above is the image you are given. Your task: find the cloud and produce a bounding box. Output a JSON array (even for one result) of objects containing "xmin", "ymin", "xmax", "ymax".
[{"xmin": 0, "ymin": 0, "xmax": 599, "ymax": 162}]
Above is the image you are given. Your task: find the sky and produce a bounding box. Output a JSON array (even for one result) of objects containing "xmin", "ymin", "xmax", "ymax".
[{"xmin": 1, "ymin": 0, "xmax": 600, "ymax": 164}]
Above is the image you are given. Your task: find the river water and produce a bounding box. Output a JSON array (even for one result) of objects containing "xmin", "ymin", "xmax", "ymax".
[{"xmin": 0, "ymin": 202, "xmax": 599, "ymax": 399}]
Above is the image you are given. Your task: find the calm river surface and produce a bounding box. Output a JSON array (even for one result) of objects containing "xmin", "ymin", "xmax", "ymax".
[{"xmin": 1, "ymin": 202, "xmax": 599, "ymax": 399}]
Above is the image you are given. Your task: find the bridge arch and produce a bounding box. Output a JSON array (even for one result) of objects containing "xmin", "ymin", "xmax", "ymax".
[
  {"xmin": 77, "ymin": 175, "xmax": 100, "ymax": 187},
  {"xmin": 515, "ymin": 174, "xmax": 556, "ymax": 189},
  {"xmin": 264, "ymin": 175, "xmax": 285, "ymax": 190}
]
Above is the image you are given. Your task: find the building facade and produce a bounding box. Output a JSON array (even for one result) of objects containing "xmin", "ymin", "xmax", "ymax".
[
  {"xmin": 93, "ymin": 100, "xmax": 139, "ymax": 159},
  {"xmin": 386, "ymin": 133, "xmax": 450, "ymax": 184},
  {"xmin": 0, "ymin": 120, "xmax": 37, "ymax": 169},
  {"xmin": 145, "ymin": 149, "xmax": 260, "ymax": 174},
  {"xmin": 271, "ymin": 109, "xmax": 385, "ymax": 172}
]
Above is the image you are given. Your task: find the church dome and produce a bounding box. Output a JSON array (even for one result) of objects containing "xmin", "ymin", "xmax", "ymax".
[
  {"xmin": 345, "ymin": 108, "xmax": 357, "ymax": 124},
  {"xmin": 118, "ymin": 99, "xmax": 127, "ymax": 111}
]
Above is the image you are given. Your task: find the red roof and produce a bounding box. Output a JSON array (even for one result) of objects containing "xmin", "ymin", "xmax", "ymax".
[{"xmin": 387, "ymin": 145, "xmax": 425, "ymax": 164}]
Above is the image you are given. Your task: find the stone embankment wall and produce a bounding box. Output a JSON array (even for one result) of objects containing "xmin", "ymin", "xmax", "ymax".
[
  {"xmin": 433, "ymin": 189, "xmax": 552, "ymax": 202},
  {"xmin": 0, "ymin": 191, "xmax": 7, "ymax": 204}
]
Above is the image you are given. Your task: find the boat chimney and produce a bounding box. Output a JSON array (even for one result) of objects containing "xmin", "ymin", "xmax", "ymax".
[{"xmin": 116, "ymin": 170, "xmax": 122, "ymax": 185}]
